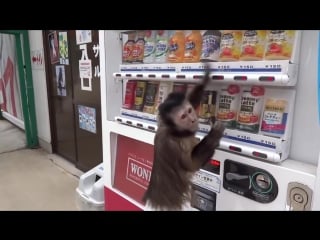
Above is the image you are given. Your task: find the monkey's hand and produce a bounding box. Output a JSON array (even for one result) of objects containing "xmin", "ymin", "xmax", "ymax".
[
  {"xmin": 209, "ymin": 116, "xmax": 216, "ymax": 127},
  {"xmin": 188, "ymin": 64, "xmax": 211, "ymax": 109},
  {"xmin": 201, "ymin": 64, "xmax": 211, "ymax": 87},
  {"xmin": 207, "ymin": 120, "xmax": 225, "ymax": 149},
  {"xmin": 191, "ymin": 121, "xmax": 225, "ymax": 170}
]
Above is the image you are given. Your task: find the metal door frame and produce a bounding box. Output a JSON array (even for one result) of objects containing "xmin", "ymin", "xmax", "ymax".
[{"xmin": 0, "ymin": 30, "xmax": 38, "ymax": 147}]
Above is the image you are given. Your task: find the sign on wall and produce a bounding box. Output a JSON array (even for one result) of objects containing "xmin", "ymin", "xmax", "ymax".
[
  {"xmin": 78, "ymin": 105, "xmax": 96, "ymax": 133},
  {"xmin": 48, "ymin": 31, "xmax": 59, "ymax": 64},
  {"xmin": 55, "ymin": 65, "xmax": 66, "ymax": 96},
  {"xmin": 58, "ymin": 32, "xmax": 69, "ymax": 65},
  {"xmin": 31, "ymin": 49, "xmax": 44, "ymax": 69},
  {"xmin": 79, "ymin": 44, "xmax": 92, "ymax": 91},
  {"xmin": 76, "ymin": 30, "xmax": 92, "ymax": 45}
]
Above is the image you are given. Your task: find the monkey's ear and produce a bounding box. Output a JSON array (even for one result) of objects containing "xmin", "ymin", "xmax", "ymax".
[{"xmin": 188, "ymin": 66, "xmax": 211, "ymax": 109}]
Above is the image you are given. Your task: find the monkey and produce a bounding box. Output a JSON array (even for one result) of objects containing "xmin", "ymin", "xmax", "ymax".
[{"xmin": 142, "ymin": 68, "xmax": 225, "ymax": 211}]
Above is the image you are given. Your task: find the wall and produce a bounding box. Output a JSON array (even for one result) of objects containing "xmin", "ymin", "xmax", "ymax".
[
  {"xmin": 0, "ymin": 33, "xmax": 23, "ymax": 124},
  {"xmin": 290, "ymin": 30, "xmax": 320, "ymax": 165},
  {"xmin": 28, "ymin": 30, "xmax": 52, "ymax": 152}
]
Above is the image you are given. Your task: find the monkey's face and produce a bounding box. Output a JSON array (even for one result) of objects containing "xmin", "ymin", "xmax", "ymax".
[{"xmin": 170, "ymin": 101, "xmax": 199, "ymax": 133}]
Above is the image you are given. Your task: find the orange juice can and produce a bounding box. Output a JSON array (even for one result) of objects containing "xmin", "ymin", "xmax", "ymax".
[
  {"xmin": 184, "ymin": 30, "xmax": 203, "ymax": 62},
  {"xmin": 167, "ymin": 30, "xmax": 185, "ymax": 63}
]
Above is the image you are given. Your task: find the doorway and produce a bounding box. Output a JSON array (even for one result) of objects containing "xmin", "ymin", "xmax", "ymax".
[
  {"xmin": 43, "ymin": 30, "xmax": 102, "ymax": 172},
  {"xmin": 0, "ymin": 30, "xmax": 38, "ymax": 148}
]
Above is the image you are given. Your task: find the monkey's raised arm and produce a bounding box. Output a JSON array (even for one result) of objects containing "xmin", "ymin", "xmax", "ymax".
[{"xmin": 188, "ymin": 67, "xmax": 210, "ymax": 109}]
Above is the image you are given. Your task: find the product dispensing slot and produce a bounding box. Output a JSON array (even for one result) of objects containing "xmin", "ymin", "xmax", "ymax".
[
  {"xmin": 234, "ymin": 76, "xmax": 248, "ymax": 81},
  {"xmin": 212, "ymin": 75, "xmax": 224, "ymax": 80}
]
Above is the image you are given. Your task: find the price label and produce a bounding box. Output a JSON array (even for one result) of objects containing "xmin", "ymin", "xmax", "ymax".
[{"xmin": 192, "ymin": 169, "xmax": 221, "ymax": 193}]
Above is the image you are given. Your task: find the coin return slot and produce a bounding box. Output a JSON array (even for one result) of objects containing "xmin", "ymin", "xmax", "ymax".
[{"xmin": 253, "ymin": 173, "xmax": 271, "ymax": 190}]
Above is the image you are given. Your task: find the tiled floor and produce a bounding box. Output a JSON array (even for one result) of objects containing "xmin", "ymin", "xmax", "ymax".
[
  {"xmin": 0, "ymin": 119, "xmax": 83, "ymax": 210},
  {"xmin": 0, "ymin": 119, "xmax": 26, "ymax": 153}
]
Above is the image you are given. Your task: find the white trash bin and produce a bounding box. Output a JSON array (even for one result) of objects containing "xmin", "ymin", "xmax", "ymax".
[{"xmin": 76, "ymin": 163, "xmax": 105, "ymax": 211}]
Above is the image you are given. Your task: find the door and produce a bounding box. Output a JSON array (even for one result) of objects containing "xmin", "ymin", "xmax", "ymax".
[
  {"xmin": 44, "ymin": 30, "xmax": 102, "ymax": 171},
  {"xmin": 69, "ymin": 30, "xmax": 102, "ymax": 171},
  {"xmin": 45, "ymin": 30, "xmax": 77, "ymax": 163}
]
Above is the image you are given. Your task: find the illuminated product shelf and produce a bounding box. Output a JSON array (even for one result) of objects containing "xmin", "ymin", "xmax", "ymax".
[
  {"xmin": 113, "ymin": 60, "xmax": 298, "ymax": 86},
  {"xmin": 114, "ymin": 109, "xmax": 290, "ymax": 162}
]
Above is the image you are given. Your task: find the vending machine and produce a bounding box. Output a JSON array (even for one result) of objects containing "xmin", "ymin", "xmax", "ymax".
[{"xmin": 99, "ymin": 30, "xmax": 320, "ymax": 211}]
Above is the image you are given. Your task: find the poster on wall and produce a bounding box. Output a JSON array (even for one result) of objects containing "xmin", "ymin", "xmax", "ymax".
[
  {"xmin": 55, "ymin": 65, "xmax": 66, "ymax": 96},
  {"xmin": 48, "ymin": 31, "xmax": 59, "ymax": 64},
  {"xmin": 76, "ymin": 30, "xmax": 92, "ymax": 45},
  {"xmin": 79, "ymin": 44, "xmax": 92, "ymax": 91},
  {"xmin": 31, "ymin": 49, "xmax": 44, "ymax": 69},
  {"xmin": 78, "ymin": 105, "xmax": 96, "ymax": 133},
  {"xmin": 58, "ymin": 32, "xmax": 69, "ymax": 65},
  {"xmin": 79, "ymin": 59, "xmax": 92, "ymax": 79}
]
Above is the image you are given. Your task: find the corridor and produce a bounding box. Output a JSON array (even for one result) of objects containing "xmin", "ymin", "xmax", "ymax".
[{"xmin": 0, "ymin": 119, "xmax": 82, "ymax": 210}]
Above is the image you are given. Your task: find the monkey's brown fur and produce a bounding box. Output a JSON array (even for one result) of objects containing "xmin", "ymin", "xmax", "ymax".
[{"xmin": 142, "ymin": 68, "xmax": 225, "ymax": 210}]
